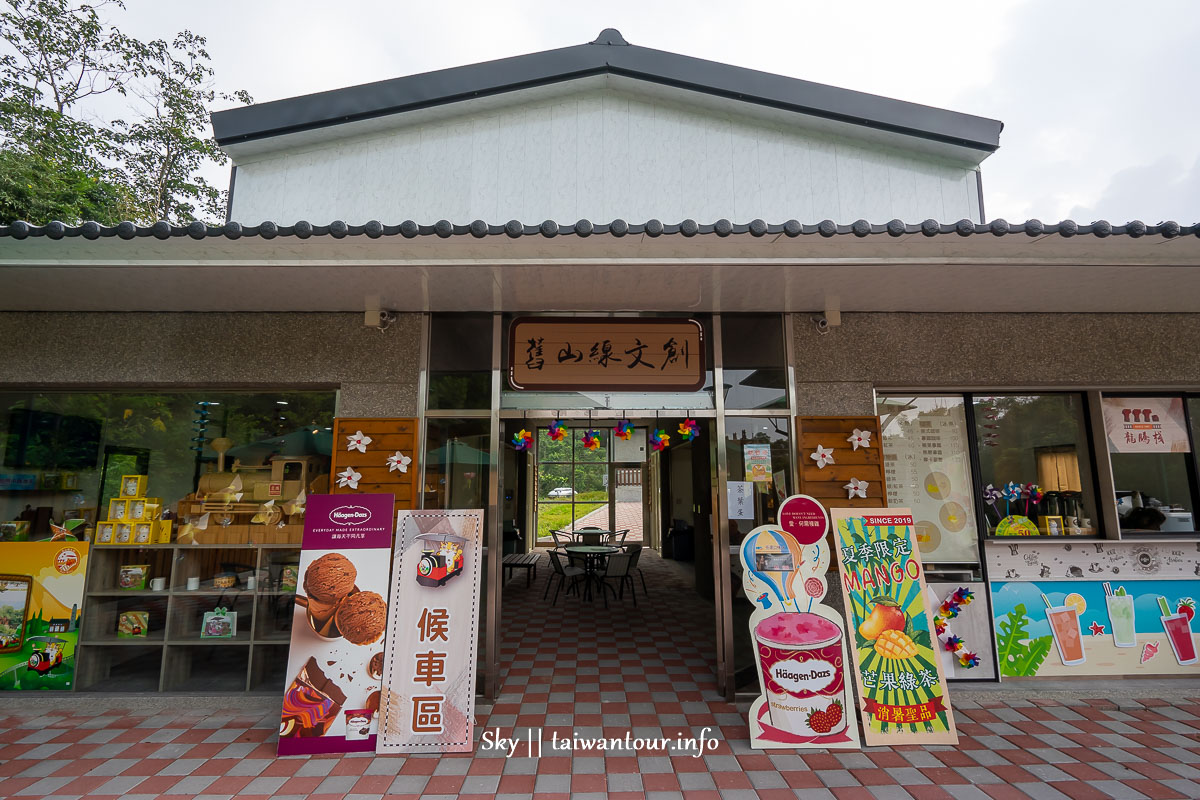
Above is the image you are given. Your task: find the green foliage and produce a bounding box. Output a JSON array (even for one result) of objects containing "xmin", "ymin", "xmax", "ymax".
[
  {"xmin": 0, "ymin": 0, "xmax": 250, "ymax": 224},
  {"xmin": 996, "ymin": 603, "xmax": 1053, "ymax": 677}
]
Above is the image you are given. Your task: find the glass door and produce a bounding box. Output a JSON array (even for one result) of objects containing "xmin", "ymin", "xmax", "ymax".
[{"xmin": 534, "ymin": 425, "xmax": 610, "ymax": 545}]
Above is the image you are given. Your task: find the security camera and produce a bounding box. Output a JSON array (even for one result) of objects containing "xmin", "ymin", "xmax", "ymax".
[{"xmin": 812, "ymin": 315, "xmax": 830, "ymax": 335}]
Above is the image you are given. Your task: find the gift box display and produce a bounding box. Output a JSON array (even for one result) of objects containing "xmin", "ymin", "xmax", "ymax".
[{"xmin": 97, "ymin": 474, "xmax": 170, "ymax": 546}]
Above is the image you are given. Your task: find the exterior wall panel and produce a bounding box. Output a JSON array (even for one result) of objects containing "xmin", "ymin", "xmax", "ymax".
[{"xmin": 229, "ymin": 89, "xmax": 980, "ymax": 225}]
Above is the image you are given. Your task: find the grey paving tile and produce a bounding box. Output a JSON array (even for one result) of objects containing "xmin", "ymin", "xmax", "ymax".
[
  {"xmin": 15, "ymin": 776, "xmax": 74, "ymax": 796},
  {"xmin": 16, "ymin": 759, "xmax": 70, "ymax": 778},
  {"xmin": 461, "ymin": 774, "xmax": 501, "ymax": 793},
  {"xmin": 748, "ymin": 771, "xmax": 787, "ymax": 788},
  {"xmin": 84, "ymin": 758, "xmax": 139, "ymax": 776},
  {"xmin": 170, "ymin": 775, "xmax": 219, "ymax": 794},
  {"xmin": 97, "ymin": 775, "xmax": 148, "ymax": 795},
  {"xmin": 316, "ymin": 775, "xmax": 359, "ymax": 793},
  {"xmin": 535, "ymin": 774, "xmax": 571, "ymax": 792},
  {"xmin": 609, "ymin": 773, "xmax": 643, "ymax": 791},
  {"xmin": 868, "ymin": 786, "xmax": 917, "ymax": 800},
  {"xmin": 242, "ymin": 775, "xmax": 287, "ymax": 794},
  {"xmin": 679, "ymin": 772, "xmax": 717, "ymax": 790},
  {"xmin": 816, "ymin": 770, "xmax": 860, "ymax": 787}
]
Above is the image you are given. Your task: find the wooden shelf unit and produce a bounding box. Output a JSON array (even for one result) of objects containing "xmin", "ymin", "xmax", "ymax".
[{"xmin": 77, "ymin": 541, "xmax": 302, "ymax": 693}]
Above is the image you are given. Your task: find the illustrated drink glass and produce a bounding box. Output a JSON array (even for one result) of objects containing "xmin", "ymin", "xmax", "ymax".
[
  {"xmin": 1046, "ymin": 605, "xmax": 1086, "ymax": 666},
  {"xmin": 1160, "ymin": 613, "xmax": 1197, "ymax": 665},
  {"xmin": 1105, "ymin": 594, "xmax": 1136, "ymax": 648}
]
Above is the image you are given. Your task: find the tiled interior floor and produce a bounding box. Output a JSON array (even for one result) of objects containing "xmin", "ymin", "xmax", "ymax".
[{"xmin": 3, "ymin": 550, "xmax": 1200, "ymax": 799}]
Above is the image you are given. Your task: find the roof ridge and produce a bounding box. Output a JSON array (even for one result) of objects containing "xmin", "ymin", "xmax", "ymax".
[{"xmin": 1, "ymin": 218, "xmax": 1192, "ymax": 241}]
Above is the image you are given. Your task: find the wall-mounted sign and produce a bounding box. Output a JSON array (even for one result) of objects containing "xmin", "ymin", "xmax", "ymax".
[
  {"xmin": 1102, "ymin": 397, "xmax": 1191, "ymax": 453},
  {"xmin": 508, "ymin": 317, "xmax": 704, "ymax": 391},
  {"xmin": 832, "ymin": 508, "xmax": 957, "ymax": 746},
  {"xmin": 739, "ymin": 496, "xmax": 860, "ymax": 750},
  {"xmin": 378, "ymin": 509, "xmax": 484, "ymax": 753},
  {"xmin": 278, "ymin": 494, "xmax": 395, "ymax": 755},
  {"xmin": 0, "ymin": 542, "xmax": 89, "ymax": 691},
  {"xmin": 744, "ymin": 445, "xmax": 773, "ymax": 482}
]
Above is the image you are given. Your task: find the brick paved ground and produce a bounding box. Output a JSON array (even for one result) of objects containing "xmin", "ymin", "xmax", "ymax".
[{"xmin": 3, "ymin": 550, "xmax": 1199, "ymax": 799}]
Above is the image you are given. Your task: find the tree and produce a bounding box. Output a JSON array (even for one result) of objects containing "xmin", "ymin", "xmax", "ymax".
[{"xmin": 0, "ymin": 0, "xmax": 249, "ymax": 225}]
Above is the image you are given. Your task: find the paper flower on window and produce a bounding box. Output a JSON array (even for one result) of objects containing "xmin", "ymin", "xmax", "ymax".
[
  {"xmin": 650, "ymin": 429, "xmax": 670, "ymax": 451},
  {"xmin": 810, "ymin": 445, "xmax": 835, "ymax": 469},
  {"xmin": 346, "ymin": 430, "xmax": 372, "ymax": 453},
  {"xmin": 678, "ymin": 418, "xmax": 700, "ymax": 442},
  {"xmin": 843, "ymin": 477, "xmax": 868, "ymax": 499},
  {"xmin": 548, "ymin": 420, "xmax": 567, "ymax": 441},
  {"xmin": 982, "ymin": 484, "xmax": 1001, "ymax": 506},
  {"xmin": 511, "ymin": 429, "xmax": 533, "ymax": 451},
  {"xmin": 336, "ymin": 466, "xmax": 362, "ymax": 489},
  {"xmin": 613, "ymin": 420, "xmax": 633, "ymax": 440},
  {"xmin": 387, "ymin": 451, "xmax": 412, "ymax": 473},
  {"xmin": 846, "ymin": 428, "xmax": 872, "ymax": 450},
  {"xmin": 282, "ymin": 489, "xmax": 306, "ymax": 517},
  {"xmin": 581, "ymin": 430, "xmax": 600, "ymax": 451}
]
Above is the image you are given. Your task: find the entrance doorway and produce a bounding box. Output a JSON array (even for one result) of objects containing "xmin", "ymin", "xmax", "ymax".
[{"xmin": 496, "ymin": 417, "xmax": 721, "ymax": 700}]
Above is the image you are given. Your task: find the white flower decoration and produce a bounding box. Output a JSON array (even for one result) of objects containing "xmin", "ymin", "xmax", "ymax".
[
  {"xmin": 810, "ymin": 445, "xmax": 836, "ymax": 469},
  {"xmin": 336, "ymin": 466, "xmax": 362, "ymax": 489},
  {"xmin": 346, "ymin": 430, "xmax": 372, "ymax": 453},
  {"xmin": 387, "ymin": 451, "xmax": 412, "ymax": 473},
  {"xmin": 847, "ymin": 428, "xmax": 872, "ymax": 450},
  {"xmin": 844, "ymin": 478, "xmax": 869, "ymax": 499}
]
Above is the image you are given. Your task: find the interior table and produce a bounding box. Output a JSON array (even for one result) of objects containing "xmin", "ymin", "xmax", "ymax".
[{"xmin": 564, "ymin": 544, "xmax": 619, "ymax": 601}]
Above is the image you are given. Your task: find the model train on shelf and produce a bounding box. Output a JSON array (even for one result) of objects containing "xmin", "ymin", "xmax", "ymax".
[{"xmin": 415, "ymin": 533, "xmax": 465, "ymax": 587}]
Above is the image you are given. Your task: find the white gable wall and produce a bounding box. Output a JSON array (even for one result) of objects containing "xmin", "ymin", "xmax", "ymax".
[{"xmin": 228, "ymin": 86, "xmax": 982, "ymax": 226}]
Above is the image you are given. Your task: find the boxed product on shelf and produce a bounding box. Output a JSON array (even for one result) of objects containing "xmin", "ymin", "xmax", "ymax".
[
  {"xmin": 120, "ymin": 475, "xmax": 148, "ymax": 498},
  {"xmin": 127, "ymin": 498, "xmax": 161, "ymax": 521},
  {"xmin": 114, "ymin": 522, "xmax": 133, "ymax": 545},
  {"xmin": 109, "ymin": 498, "xmax": 129, "ymax": 521},
  {"xmin": 117, "ymin": 611, "xmax": 149, "ymax": 638},
  {"xmin": 118, "ymin": 564, "xmax": 151, "ymax": 590},
  {"xmin": 133, "ymin": 522, "xmax": 154, "ymax": 545},
  {"xmin": 96, "ymin": 522, "xmax": 115, "ymax": 544},
  {"xmin": 154, "ymin": 519, "xmax": 172, "ymax": 544}
]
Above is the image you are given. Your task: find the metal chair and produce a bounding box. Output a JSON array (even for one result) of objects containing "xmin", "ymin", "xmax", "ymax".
[
  {"xmin": 577, "ymin": 526, "xmax": 603, "ymax": 546},
  {"xmin": 611, "ymin": 529, "xmax": 630, "ymax": 546},
  {"xmin": 597, "ymin": 552, "xmax": 635, "ymax": 608},
  {"xmin": 550, "ymin": 529, "xmax": 573, "ymax": 552},
  {"xmin": 544, "ymin": 550, "xmax": 584, "ymax": 605},
  {"xmin": 624, "ymin": 543, "xmax": 649, "ymax": 596}
]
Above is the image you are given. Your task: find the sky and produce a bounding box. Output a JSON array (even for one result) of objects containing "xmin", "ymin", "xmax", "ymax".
[{"xmin": 105, "ymin": 0, "xmax": 1200, "ymax": 224}]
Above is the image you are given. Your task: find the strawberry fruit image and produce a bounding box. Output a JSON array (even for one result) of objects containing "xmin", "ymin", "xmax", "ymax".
[
  {"xmin": 1178, "ymin": 598, "xmax": 1196, "ymax": 623},
  {"xmin": 806, "ymin": 707, "xmax": 833, "ymax": 734}
]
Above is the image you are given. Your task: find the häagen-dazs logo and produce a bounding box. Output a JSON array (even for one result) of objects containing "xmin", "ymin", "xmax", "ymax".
[
  {"xmin": 330, "ymin": 505, "xmax": 372, "ymax": 526},
  {"xmin": 771, "ymin": 658, "xmax": 836, "ymax": 694}
]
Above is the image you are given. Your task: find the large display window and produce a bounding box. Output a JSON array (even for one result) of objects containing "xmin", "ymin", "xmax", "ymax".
[{"xmin": 0, "ymin": 390, "xmax": 337, "ymax": 692}]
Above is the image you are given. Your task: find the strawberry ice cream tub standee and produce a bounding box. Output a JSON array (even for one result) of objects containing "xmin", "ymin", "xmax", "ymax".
[{"xmin": 755, "ymin": 612, "xmax": 848, "ymax": 736}]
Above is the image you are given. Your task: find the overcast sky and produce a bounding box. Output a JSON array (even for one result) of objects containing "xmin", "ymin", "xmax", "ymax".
[{"xmin": 113, "ymin": 0, "xmax": 1200, "ymax": 224}]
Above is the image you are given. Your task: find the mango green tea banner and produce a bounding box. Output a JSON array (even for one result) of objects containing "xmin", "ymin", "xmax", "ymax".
[{"xmin": 831, "ymin": 508, "xmax": 958, "ymax": 746}]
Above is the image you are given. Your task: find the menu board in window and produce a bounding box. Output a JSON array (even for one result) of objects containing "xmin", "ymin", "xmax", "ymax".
[{"xmin": 877, "ymin": 398, "xmax": 979, "ymax": 563}]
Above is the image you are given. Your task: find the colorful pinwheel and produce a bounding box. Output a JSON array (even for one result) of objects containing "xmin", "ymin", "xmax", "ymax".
[
  {"xmin": 1002, "ymin": 481, "xmax": 1022, "ymax": 516},
  {"xmin": 650, "ymin": 429, "xmax": 670, "ymax": 451},
  {"xmin": 1024, "ymin": 483, "xmax": 1044, "ymax": 516},
  {"xmin": 983, "ymin": 484, "xmax": 1001, "ymax": 507},
  {"xmin": 678, "ymin": 418, "xmax": 700, "ymax": 442},
  {"xmin": 943, "ymin": 634, "xmax": 963, "ymax": 653},
  {"xmin": 548, "ymin": 420, "xmax": 567, "ymax": 441},
  {"xmin": 958, "ymin": 651, "xmax": 980, "ymax": 668},
  {"xmin": 613, "ymin": 420, "xmax": 634, "ymax": 440},
  {"xmin": 581, "ymin": 429, "xmax": 600, "ymax": 451},
  {"xmin": 810, "ymin": 445, "xmax": 835, "ymax": 469},
  {"xmin": 511, "ymin": 429, "xmax": 533, "ymax": 451}
]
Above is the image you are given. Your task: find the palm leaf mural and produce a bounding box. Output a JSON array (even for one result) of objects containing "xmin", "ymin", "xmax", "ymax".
[{"xmin": 996, "ymin": 603, "xmax": 1053, "ymax": 678}]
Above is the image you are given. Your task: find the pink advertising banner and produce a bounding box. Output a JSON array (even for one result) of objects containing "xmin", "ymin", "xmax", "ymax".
[
  {"xmin": 277, "ymin": 493, "xmax": 395, "ymax": 756},
  {"xmin": 377, "ymin": 509, "xmax": 484, "ymax": 754}
]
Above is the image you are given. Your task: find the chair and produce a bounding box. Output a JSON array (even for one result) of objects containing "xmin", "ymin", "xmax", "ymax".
[
  {"xmin": 550, "ymin": 529, "xmax": 573, "ymax": 552},
  {"xmin": 577, "ymin": 527, "xmax": 603, "ymax": 546},
  {"xmin": 611, "ymin": 529, "xmax": 630, "ymax": 546},
  {"xmin": 597, "ymin": 552, "xmax": 635, "ymax": 608},
  {"xmin": 624, "ymin": 543, "xmax": 649, "ymax": 596},
  {"xmin": 544, "ymin": 551, "xmax": 584, "ymax": 605}
]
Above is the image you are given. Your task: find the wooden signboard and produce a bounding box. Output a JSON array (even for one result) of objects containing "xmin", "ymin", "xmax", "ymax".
[
  {"xmin": 796, "ymin": 416, "xmax": 887, "ymax": 509},
  {"xmin": 330, "ymin": 418, "xmax": 419, "ymax": 517},
  {"xmin": 508, "ymin": 317, "xmax": 704, "ymax": 391}
]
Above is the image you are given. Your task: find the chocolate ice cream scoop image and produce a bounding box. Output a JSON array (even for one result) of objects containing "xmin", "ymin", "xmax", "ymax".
[
  {"xmin": 335, "ymin": 590, "xmax": 387, "ymax": 645},
  {"xmin": 304, "ymin": 553, "xmax": 357, "ymax": 603}
]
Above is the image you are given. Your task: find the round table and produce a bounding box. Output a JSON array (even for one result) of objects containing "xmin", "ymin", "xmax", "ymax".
[{"xmin": 564, "ymin": 545, "xmax": 619, "ymax": 601}]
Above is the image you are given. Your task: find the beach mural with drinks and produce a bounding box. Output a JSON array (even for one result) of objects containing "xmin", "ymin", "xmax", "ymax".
[
  {"xmin": 987, "ymin": 540, "xmax": 1200, "ymax": 676},
  {"xmin": 739, "ymin": 494, "xmax": 861, "ymax": 750},
  {"xmin": 832, "ymin": 508, "xmax": 958, "ymax": 746}
]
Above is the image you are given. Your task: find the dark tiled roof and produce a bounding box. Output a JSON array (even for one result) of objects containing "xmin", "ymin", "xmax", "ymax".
[
  {"xmin": 0, "ymin": 218, "xmax": 1194, "ymax": 241},
  {"xmin": 211, "ymin": 28, "xmax": 1002, "ymax": 153}
]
